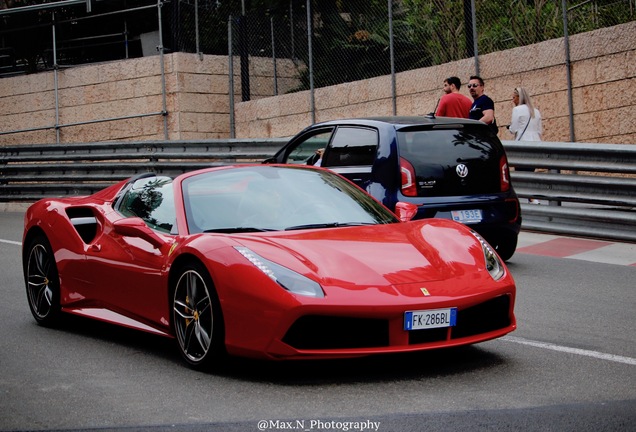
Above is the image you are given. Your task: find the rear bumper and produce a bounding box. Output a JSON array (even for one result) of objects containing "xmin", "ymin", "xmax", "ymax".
[{"xmin": 408, "ymin": 196, "xmax": 521, "ymax": 240}]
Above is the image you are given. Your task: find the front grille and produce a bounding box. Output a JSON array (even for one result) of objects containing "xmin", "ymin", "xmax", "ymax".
[
  {"xmin": 451, "ymin": 295, "xmax": 511, "ymax": 339},
  {"xmin": 408, "ymin": 327, "xmax": 448, "ymax": 345},
  {"xmin": 282, "ymin": 315, "xmax": 389, "ymax": 350}
]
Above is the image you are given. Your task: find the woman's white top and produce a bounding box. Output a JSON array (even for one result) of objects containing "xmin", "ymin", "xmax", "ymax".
[{"xmin": 509, "ymin": 104, "xmax": 542, "ymax": 141}]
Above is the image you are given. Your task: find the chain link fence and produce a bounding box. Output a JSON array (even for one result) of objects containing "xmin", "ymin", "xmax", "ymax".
[
  {"xmin": 0, "ymin": 0, "xmax": 159, "ymax": 75},
  {"xmin": 1, "ymin": 0, "xmax": 634, "ymax": 140},
  {"xmin": 2, "ymin": 1, "xmax": 633, "ymax": 83},
  {"xmin": 228, "ymin": 0, "xmax": 635, "ymax": 101}
]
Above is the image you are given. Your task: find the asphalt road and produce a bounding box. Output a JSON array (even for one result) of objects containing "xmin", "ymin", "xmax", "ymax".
[{"xmin": 0, "ymin": 211, "xmax": 634, "ymax": 432}]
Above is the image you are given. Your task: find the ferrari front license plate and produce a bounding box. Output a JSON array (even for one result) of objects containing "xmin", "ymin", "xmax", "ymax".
[
  {"xmin": 404, "ymin": 308, "xmax": 457, "ymax": 331},
  {"xmin": 451, "ymin": 209, "xmax": 482, "ymax": 223}
]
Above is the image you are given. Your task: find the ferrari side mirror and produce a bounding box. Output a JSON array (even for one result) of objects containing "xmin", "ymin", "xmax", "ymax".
[
  {"xmin": 113, "ymin": 217, "xmax": 166, "ymax": 249},
  {"xmin": 394, "ymin": 202, "xmax": 418, "ymax": 222}
]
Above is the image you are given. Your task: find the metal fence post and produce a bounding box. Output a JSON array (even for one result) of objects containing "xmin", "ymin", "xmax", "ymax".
[
  {"xmin": 229, "ymin": 16, "xmax": 236, "ymax": 138},
  {"xmin": 470, "ymin": 0, "xmax": 479, "ymax": 75},
  {"xmin": 307, "ymin": 0, "xmax": 315, "ymax": 124},
  {"xmin": 239, "ymin": 6, "xmax": 250, "ymax": 102},
  {"xmin": 52, "ymin": 12, "xmax": 60, "ymax": 144},
  {"xmin": 195, "ymin": 0, "xmax": 200, "ymax": 58},
  {"xmin": 124, "ymin": 21, "xmax": 129, "ymax": 58},
  {"xmin": 562, "ymin": 0, "xmax": 576, "ymax": 143},
  {"xmin": 388, "ymin": 0, "xmax": 396, "ymax": 116},
  {"xmin": 289, "ymin": 0, "xmax": 295, "ymax": 60},
  {"xmin": 157, "ymin": 0, "xmax": 168, "ymax": 139},
  {"xmin": 271, "ymin": 16, "xmax": 278, "ymax": 96}
]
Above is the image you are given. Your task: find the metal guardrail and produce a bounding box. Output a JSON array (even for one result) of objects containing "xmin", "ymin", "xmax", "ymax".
[
  {"xmin": 1, "ymin": 139, "xmax": 634, "ymax": 242},
  {"xmin": 502, "ymin": 140, "xmax": 636, "ymax": 242},
  {"xmin": 0, "ymin": 139, "xmax": 285, "ymax": 201}
]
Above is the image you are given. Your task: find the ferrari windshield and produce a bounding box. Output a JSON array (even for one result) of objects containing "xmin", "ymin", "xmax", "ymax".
[{"xmin": 182, "ymin": 165, "xmax": 398, "ymax": 234}]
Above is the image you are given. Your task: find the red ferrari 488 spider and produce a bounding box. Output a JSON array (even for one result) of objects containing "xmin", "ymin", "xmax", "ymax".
[{"xmin": 23, "ymin": 164, "xmax": 516, "ymax": 369}]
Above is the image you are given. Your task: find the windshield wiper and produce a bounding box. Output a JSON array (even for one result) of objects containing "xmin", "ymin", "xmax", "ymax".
[
  {"xmin": 284, "ymin": 222, "xmax": 375, "ymax": 231},
  {"xmin": 204, "ymin": 227, "xmax": 276, "ymax": 233}
]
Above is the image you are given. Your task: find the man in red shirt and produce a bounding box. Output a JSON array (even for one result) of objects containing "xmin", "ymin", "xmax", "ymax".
[{"xmin": 435, "ymin": 76, "xmax": 472, "ymax": 118}]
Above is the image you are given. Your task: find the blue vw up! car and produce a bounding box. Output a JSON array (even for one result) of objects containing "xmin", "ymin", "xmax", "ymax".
[{"xmin": 265, "ymin": 116, "xmax": 521, "ymax": 260}]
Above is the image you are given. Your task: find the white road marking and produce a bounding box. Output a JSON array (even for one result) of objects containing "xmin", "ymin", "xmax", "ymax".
[
  {"xmin": 0, "ymin": 238, "xmax": 21, "ymax": 246},
  {"xmin": 502, "ymin": 336, "xmax": 636, "ymax": 366}
]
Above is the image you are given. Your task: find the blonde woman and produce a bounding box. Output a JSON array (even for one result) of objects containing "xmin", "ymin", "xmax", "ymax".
[
  {"xmin": 509, "ymin": 87, "xmax": 542, "ymax": 141},
  {"xmin": 509, "ymin": 87, "xmax": 542, "ymax": 203}
]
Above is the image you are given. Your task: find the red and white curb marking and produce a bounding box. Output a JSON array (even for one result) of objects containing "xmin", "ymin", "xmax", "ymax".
[{"xmin": 517, "ymin": 231, "xmax": 636, "ymax": 266}]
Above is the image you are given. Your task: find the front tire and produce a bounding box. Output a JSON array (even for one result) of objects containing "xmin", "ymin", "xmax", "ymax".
[
  {"xmin": 25, "ymin": 235, "xmax": 62, "ymax": 326},
  {"xmin": 172, "ymin": 262, "xmax": 225, "ymax": 370}
]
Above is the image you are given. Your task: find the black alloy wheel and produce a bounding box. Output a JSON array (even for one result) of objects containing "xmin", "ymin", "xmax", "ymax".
[
  {"xmin": 172, "ymin": 262, "xmax": 225, "ymax": 369},
  {"xmin": 25, "ymin": 235, "xmax": 62, "ymax": 326}
]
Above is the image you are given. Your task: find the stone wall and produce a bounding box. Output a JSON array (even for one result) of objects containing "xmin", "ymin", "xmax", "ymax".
[
  {"xmin": 0, "ymin": 52, "xmax": 300, "ymax": 144},
  {"xmin": 0, "ymin": 21, "xmax": 634, "ymax": 145},
  {"xmin": 235, "ymin": 21, "xmax": 636, "ymax": 144}
]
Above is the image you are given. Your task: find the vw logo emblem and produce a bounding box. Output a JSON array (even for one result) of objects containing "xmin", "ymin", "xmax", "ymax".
[{"xmin": 456, "ymin": 164, "xmax": 468, "ymax": 178}]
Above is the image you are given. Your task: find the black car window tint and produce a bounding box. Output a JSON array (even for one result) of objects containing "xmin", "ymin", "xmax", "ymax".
[
  {"xmin": 323, "ymin": 127, "xmax": 378, "ymax": 167},
  {"xmin": 286, "ymin": 130, "xmax": 333, "ymax": 165},
  {"xmin": 397, "ymin": 127, "xmax": 502, "ymax": 196},
  {"xmin": 118, "ymin": 176, "xmax": 175, "ymax": 234}
]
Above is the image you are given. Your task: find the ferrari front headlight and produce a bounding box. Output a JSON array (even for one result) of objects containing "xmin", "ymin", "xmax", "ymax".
[
  {"xmin": 234, "ymin": 247, "xmax": 324, "ymax": 298},
  {"xmin": 470, "ymin": 231, "xmax": 505, "ymax": 281}
]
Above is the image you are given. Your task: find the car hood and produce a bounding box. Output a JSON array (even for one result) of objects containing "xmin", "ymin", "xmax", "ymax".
[{"xmin": 230, "ymin": 220, "xmax": 490, "ymax": 296}]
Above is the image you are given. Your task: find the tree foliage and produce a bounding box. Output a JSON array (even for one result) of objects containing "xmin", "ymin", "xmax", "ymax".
[
  {"xmin": 289, "ymin": 0, "xmax": 633, "ymax": 90},
  {"xmin": 0, "ymin": 0, "xmax": 633, "ymax": 78}
]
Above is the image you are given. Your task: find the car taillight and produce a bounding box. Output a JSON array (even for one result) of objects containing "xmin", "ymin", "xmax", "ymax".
[
  {"xmin": 500, "ymin": 155, "xmax": 510, "ymax": 192},
  {"xmin": 505, "ymin": 198, "xmax": 520, "ymax": 223},
  {"xmin": 400, "ymin": 157, "xmax": 417, "ymax": 197}
]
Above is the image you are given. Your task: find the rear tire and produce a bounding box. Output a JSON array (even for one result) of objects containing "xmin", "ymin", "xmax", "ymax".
[
  {"xmin": 494, "ymin": 235, "xmax": 518, "ymax": 262},
  {"xmin": 24, "ymin": 235, "xmax": 62, "ymax": 326},
  {"xmin": 172, "ymin": 262, "xmax": 226, "ymax": 370}
]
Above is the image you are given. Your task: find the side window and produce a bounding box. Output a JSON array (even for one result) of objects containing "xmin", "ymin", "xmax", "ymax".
[
  {"xmin": 285, "ymin": 129, "xmax": 333, "ymax": 165},
  {"xmin": 322, "ymin": 127, "xmax": 378, "ymax": 167},
  {"xmin": 117, "ymin": 176, "xmax": 176, "ymax": 234}
]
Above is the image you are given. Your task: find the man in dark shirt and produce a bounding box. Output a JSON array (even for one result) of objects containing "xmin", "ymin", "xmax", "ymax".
[{"xmin": 467, "ymin": 75, "xmax": 498, "ymax": 133}]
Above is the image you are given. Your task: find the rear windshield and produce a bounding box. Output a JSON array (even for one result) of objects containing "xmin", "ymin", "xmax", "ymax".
[{"xmin": 397, "ymin": 126, "xmax": 504, "ymax": 197}]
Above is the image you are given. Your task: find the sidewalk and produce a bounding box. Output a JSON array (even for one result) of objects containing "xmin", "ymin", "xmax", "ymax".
[{"xmin": 517, "ymin": 230, "xmax": 636, "ymax": 267}]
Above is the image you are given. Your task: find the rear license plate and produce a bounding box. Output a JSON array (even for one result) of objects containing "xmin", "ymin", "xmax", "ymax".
[
  {"xmin": 404, "ymin": 308, "xmax": 457, "ymax": 331},
  {"xmin": 451, "ymin": 209, "xmax": 482, "ymax": 223}
]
